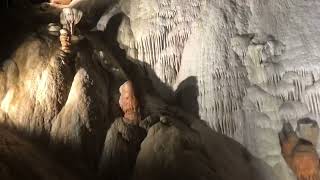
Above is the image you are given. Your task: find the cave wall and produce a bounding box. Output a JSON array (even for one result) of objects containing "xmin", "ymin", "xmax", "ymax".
[
  {"xmin": 113, "ymin": 0, "xmax": 320, "ymax": 138},
  {"xmin": 0, "ymin": 34, "xmax": 112, "ymax": 174},
  {"xmin": 113, "ymin": 0, "xmax": 320, "ymax": 179},
  {"xmin": 0, "ymin": 0, "xmax": 319, "ymax": 179}
]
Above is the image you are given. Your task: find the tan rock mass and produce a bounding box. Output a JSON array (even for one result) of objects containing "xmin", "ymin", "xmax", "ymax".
[
  {"xmin": 51, "ymin": 0, "xmax": 72, "ymax": 5},
  {"xmin": 280, "ymin": 122, "xmax": 320, "ymax": 180},
  {"xmin": 292, "ymin": 142, "xmax": 320, "ymax": 180},
  {"xmin": 119, "ymin": 81, "xmax": 141, "ymax": 124}
]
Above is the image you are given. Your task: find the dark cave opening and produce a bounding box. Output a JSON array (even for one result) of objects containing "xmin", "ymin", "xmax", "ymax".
[
  {"xmin": 104, "ymin": 13, "xmax": 125, "ymax": 60},
  {"xmin": 101, "ymin": 13, "xmax": 144, "ymax": 80}
]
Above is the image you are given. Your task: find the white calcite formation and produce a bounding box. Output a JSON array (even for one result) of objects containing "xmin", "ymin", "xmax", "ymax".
[{"xmin": 115, "ymin": 0, "xmax": 250, "ymax": 137}]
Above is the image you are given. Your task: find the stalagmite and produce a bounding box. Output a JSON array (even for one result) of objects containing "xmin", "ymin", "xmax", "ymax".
[
  {"xmin": 119, "ymin": 81, "xmax": 141, "ymax": 123},
  {"xmin": 99, "ymin": 81, "xmax": 146, "ymax": 180}
]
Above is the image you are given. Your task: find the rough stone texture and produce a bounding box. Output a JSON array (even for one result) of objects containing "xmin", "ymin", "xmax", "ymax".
[
  {"xmin": 134, "ymin": 116, "xmax": 272, "ymax": 180},
  {"xmin": 119, "ymin": 81, "xmax": 141, "ymax": 123},
  {"xmin": 59, "ymin": 29, "xmax": 71, "ymax": 52},
  {"xmin": 0, "ymin": 35, "xmax": 69, "ymax": 138},
  {"xmin": 0, "ymin": 32, "xmax": 110, "ymax": 174},
  {"xmin": 0, "ymin": 28, "xmax": 268, "ymax": 180},
  {"xmin": 0, "ymin": 126, "xmax": 80, "ymax": 180},
  {"xmin": 2, "ymin": 0, "xmax": 320, "ymax": 179},
  {"xmin": 51, "ymin": 0, "xmax": 72, "ymax": 6},
  {"xmin": 104, "ymin": 1, "xmax": 320, "ymax": 179},
  {"xmin": 279, "ymin": 123, "xmax": 300, "ymax": 167},
  {"xmin": 99, "ymin": 117, "xmax": 146, "ymax": 180},
  {"xmin": 296, "ymin": 118, "xmax": 319, "ymax": 146},
  {"xmin": 291, "ymin": 142, "xmax": 320, "ymax": 180},
  {"xmin": 280, "ymin": 123, "xmax": 320, "ymax": 180}
]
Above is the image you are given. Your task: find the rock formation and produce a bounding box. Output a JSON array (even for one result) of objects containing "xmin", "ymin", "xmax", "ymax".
[
  {"xmin": 292, "ymin": 142, "xmax": 320, "ymax": 180},
  {"xmin": 99, "ymin": 80, "xmax": 145, "ymax": 179},
  {"xmin": 119, "ymin": 81, "xmax": 141, "ymax": 123},
  {"xmin": 296, "ymin": 118, "xmax": 320, "ymax": 146},
  {"xmin": 0, "ymin": 15, "xmax": 271, "ymax": 179},
  {"xmin": 280, "ymin": 121, "xmax": 320, "ymax": 180},
  {"xmin": 98, "ymin": 116, "xmax": 146, "ymax": 180},
  {"xmin": 59, "ymin": 29, "xmax": 71, "ymax": 53},
  {"xmin": 0, "ymin": 126, "xmax": 81, "ymax": 180},
  {"xmin": 51, "ymin": 0, "xmax": 72, "ymax": 6},
  {"xmin": 2, "ymin": 0, "xmax": 320, "ymax": 180}
]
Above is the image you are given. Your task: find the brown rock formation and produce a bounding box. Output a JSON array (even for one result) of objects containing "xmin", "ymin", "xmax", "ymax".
[
  {"xmin": 49, "ymin": 0, "xmax": 72, "ymax": 8},
  {"xmin": 99, "ymin": 117, "xmax": 146, "ymax": 180},
  {"xmin": 292, "ymin": 141, "xmax": 320, "ymax": 180},
  {"xmin": 279, "ymin": 122, "xmax": 320, "ymax": 180},
  {"xmin": 0, "ymin": 30, "xmax": 110, "ymax": 177},
  {"xmin": 98, "ymin": 81, "xmax": 147, "ymax": 179},
  {"xmin": 59, "ymin": 29, "xmax": 71, "ymax": 53},
  {"xmin": 51, "ymin": 0, "xmax": 72, "ymax": 5},
  {"xmin": 279, "ymin": 122, "xmax": 300, "ymax": 166},
  {"xmin": 119, "ymin": 81, "xmax": 141, "ymax": 124}
]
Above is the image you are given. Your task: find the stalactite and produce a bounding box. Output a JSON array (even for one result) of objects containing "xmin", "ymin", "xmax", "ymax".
[
  {"xmin": 121, "ymin": 0, "xmax": 202, "ymax": 87},
  {"xmin": 303, "ymin": 81, "xmax": 320, "ymax": 115}
]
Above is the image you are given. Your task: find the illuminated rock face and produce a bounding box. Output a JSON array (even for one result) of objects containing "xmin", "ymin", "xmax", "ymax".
[
  {"xmin": 50, "ymin": 0, "xmax": 72, "ymax": 5},
  {"xmin": 59, "ymin": 29, "xmax": 71, "ymax": 52},
  {"xmin": 0, "ymin": 31, "xmax": 266, "ymax": 179},
  {"xmin": 113, "ymin": 1, "xmax": 320, "ymax": 180},
  {"xmin": 0, "ymin": 37, "xmax": 71, "ymax": 137},
  {"xmin": 83, "ymin": 0, "xmax": 320, "ymax": 137},
  {"xmin": 2, "ymin": 0, "xmax": 320, "ymax": 179},
  {"xmin": 77, "ymin": 1, "xmax": 317, "ymax": 178},
  {"xmin": 0, "ymin": 34, "xmax": 110, "ymax": 171},
  {"xmin": 119, "ymin": 81, "xmax": 141, "ymax": 123}
]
